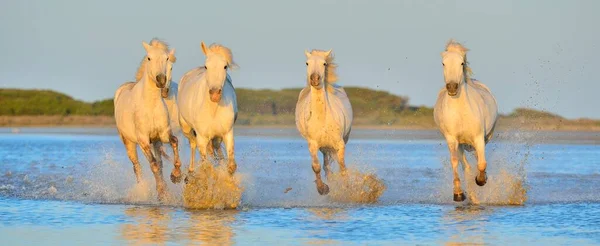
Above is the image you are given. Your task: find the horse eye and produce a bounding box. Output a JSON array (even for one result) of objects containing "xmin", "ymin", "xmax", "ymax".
[
  {"xmin": 324, "ymin": 63, "xmax": 327, "ymax": 66},
  {"xmin": 442, "ymin": 63, "xmax": 445, "ymax": 66},
  {"xmin": 204, "ymin": 66, "xmax": 207, "ymax": 69},
  {"xmin": 461, "ymin": 63, "xmax": 464, "ymax": 66},
  {"xmin": 147, "ymin": 57, "xmax": 151, "ymax": 61},
  {"xmin": 167, "ymin": 57, "xmax": 169, "ymax": 61},
  {"xmin": 224, "ymin": 65, "xmax": 228, "ymax": 69},
  {"xmin": 305, "ymin": 62, "xmax": 308, "ymax": 66}
]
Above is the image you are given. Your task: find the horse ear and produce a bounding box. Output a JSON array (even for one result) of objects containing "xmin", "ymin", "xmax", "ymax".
[
  {"xmin": 142, "ymin": 41, "xmax": 150, "ymax": 52},
  {"xmin": 325, "ymin": 49, "xmax": 332, "ymax": 57},
  {"xmin": 169, "ymin": 48, "xmax": 176, "ymax": 62},
  {"xmin": 201, "ymin": 42, "xmax": 208, "ymax": 55},
  {"xmin": 304, "ymin": 50, "xmax": 311, "ymax": 58}
]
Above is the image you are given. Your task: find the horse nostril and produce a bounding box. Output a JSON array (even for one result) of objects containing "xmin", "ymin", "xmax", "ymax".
[
  {"xmin": 156, "ymin": 74, "xmax": 166, "ymax": 84},
  {"xmin": 446, "ymin": 83, "xmax": 458, "ymax": 93},
  {"xmin": 310, "ymin": 73, "xmax": 320, "ymax": 81}
]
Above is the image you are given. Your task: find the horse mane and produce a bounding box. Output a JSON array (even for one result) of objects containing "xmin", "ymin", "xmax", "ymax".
[
  {"xmin": 205, "ymin": 43, "xmax": 238, "ymax": 68},
  {"xmin": 135, "ymin": 38, "xmax": 177, "ymax": 82},
  {"xmin": 444, "ymin": 39, "xmax": 473, "ymax": 80},
  {"xmin": 308, "ymin": 49, "xmax": 338, "ymax": 84}
]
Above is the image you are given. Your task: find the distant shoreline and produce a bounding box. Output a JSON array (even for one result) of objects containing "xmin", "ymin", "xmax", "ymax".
[{"xmin": 1, "ymin": 115, "xmax": 599, "ymax": 132}]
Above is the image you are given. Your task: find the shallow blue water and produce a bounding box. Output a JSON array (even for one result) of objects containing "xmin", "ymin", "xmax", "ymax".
[{"xmin": 0, "ymin": 128, "xmax": 599, "ymax": 245}]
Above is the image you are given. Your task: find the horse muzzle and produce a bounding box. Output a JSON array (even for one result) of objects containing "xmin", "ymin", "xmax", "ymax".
[
  {"xmin": 209, "ymin": 88, "xmax": 222, "ymax": 102},
  {"xmin": 446, "ymin": 82, "xmax": 459, "ymax": 96},
  {"xmin": 310, "ymin": 73, "xmax": 322, "ymax": 88},
  {"xmin": 161, "ymin": 87, "xmax": 169, "ymax": 98},
  {"xmin": 155, "ymin": 74, "xmax": 167, "ymax": 88}
]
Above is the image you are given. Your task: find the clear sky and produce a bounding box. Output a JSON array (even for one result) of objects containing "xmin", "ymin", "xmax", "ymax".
[{"xmin": 1, "ymin": 0, "xmax": 598, "ymax": 119}]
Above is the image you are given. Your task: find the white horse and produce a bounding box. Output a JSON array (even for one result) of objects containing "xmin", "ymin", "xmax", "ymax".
[
  {"xmin": 434, "ymin": 40, "xmax": 498, "ymax": 202},
  {"xmin": 295, "ymin": 49, "xmax": 353, "ymax": 195},
  {"xmin": 178, "ymin": 42, "xmax": 238, "ymax": 177},
  {"xmin": 133, "ymin": 39, "xmax": 181, "ymax": 162},
  {"xmin": 114, "ymin": 41, "xmax": 182, "ymax": 201},
  {"xmin": 134, "ymin": 39, "xmax": 180, "ymax": 135}
]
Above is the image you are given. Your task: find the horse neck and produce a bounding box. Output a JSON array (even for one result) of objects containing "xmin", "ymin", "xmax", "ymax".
[
  {"xmin": 139, "ymin": 74, "xmax": 161, "ymax": 104},
  {"xmin": 309, "ymin": 85, "xmax": 328, "ymax": 120},
  {"xmin": 453, "ymin": 78, "xmax": 475, "ymax": 102}
]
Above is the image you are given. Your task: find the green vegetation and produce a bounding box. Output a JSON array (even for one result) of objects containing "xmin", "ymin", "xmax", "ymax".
[
  {"xmin": 1, "ymin": 87, "xmax": 595, "ymax": 130},
  {"xmin": 0, "ymin": 89, "xmax": 112, "ymax": 116}
]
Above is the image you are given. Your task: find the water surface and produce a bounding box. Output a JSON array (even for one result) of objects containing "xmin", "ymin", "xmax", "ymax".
[{"xmin": 0, "ymin": 127, "xmax": 599, "ymax": 245}]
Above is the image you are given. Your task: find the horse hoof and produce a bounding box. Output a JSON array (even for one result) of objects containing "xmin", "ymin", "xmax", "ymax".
[
  {"xmin": 170, "ymin": 173, "xmax": 182, "ymax": 184},
  {"xmin": 454, "ymin": 193, "xmax": 466, "ymax": 202},
  {"xmin": 317, "ymin": 183, "xmax": 330, "ymax": 195},
  {"xmin": 476, "ymin": 174, "xmax": 487, "ymax": 186},
  {"xmin": 170, "ymin": 169, "xmax": 182, "ymax": 184}
]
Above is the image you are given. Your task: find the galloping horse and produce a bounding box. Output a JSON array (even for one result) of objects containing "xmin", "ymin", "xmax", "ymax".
[
  {"xmin": 434, "ymin": 40, "xmax": 498, "ymax": 202},
  {"xmin": 177, "ymin": 42, "xmax": 238, "ymax": 177},
  {"xmin": 295, "ymin": 49, "xmax": 353, "ymax": 195},
  {"xmin": 114, "ymin": 40, "xmax": 182, "ymax": 200},
  {"xmin": 134, "ymin": 39, "xmax": 180, "ymax": 135}
]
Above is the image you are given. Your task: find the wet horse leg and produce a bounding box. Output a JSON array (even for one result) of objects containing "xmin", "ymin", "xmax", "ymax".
[
  {"xmin": 474, "ymin": 137, "xmax": 488, "ymax": 186},
  {"xmin": 211, "ymin": 137, "xmax": 225, "ymax": 164},
  {"xmin": 320, "ymin": 149, "xmax": 332, "ymax": 179},
  {"xmin": 121, "ymin": 135, "xmax": 142, "ymax": 183},
  {"xmin": 335, "ymin": 141, "xmax": 347, "ymax": 175},
  {"xmin": 310, "ymin": 142, "xmax": 329, "ymax": 195},
  {"xmin": 168, "ymin": 132, "xmax": 182, "ymax": 183},
  {"xmin": 446, "ymin": 137, "xmax": 465, "ymax": 202},
  {"xmin": 223, "ymin": 130, "xmax": 236, "ymax": 175},
  {"xmin": 139, "ymin": 139, "xmax": 167, "ymax": 201},
  {"xmin": 459, "ymin": 146, "xmax": 479, "ymax": 204}
]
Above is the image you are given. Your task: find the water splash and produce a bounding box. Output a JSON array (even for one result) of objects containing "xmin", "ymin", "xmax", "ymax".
[
  {"xmin": 327, "ymin": 168, "xmax": 386, "ymax": 204},
  {"xmin": 183, "ymin": 162, "xmax": 243, "ymax": 209}
]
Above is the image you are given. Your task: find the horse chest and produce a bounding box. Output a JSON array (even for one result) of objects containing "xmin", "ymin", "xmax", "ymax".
[{"xmin": 306, "ymin": 122, "xmax": 340, "ymax": 147}]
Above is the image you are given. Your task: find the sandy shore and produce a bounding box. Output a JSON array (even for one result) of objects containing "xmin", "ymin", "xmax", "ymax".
[{"xmin": 1, "ymin": 115, "xmax": 599, "ymax": 132}]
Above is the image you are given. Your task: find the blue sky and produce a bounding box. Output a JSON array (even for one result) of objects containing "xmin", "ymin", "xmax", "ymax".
[{"xmin": 0, "ymin": 0, "xmax": 598, "ymax": 118}]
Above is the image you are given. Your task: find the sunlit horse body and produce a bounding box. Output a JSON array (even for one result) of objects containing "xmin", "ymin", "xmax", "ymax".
[
  {"xmin": 134, "ymin": 40, "xmax": 181, "ymax": 135},
  {"xmin": 434, "ymin": 40, "xmax": 498, "ymax": 202},
  {"xmin": 178, "ymin": 42, "xmax": 238, "ymax": 176},
  {"xmin": 114, "ymin": 40, "xmax": 182, "ymax": 201},
  {"xmin": 295, "ymin": 49, "xmax": 353, "ymax": 195}
]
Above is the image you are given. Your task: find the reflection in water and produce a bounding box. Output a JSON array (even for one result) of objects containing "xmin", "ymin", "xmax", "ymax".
[
  {"xmin": 442, "ymin": 205, "xmax": 492, "ymax": 245},
  {"xmin": 121, "ymin": 206, "xmax": 171, "ymax": 245},
  {"xmin": 186, "ymin": 209, "xmax": 238, "ymax": 246},
  {"xmin": 308, "ymin": 207, "xmax": 348, "ymax": 221},
  {"xmin": 120, "ymin": 206, "xmax": 240, "ymax": 245}
]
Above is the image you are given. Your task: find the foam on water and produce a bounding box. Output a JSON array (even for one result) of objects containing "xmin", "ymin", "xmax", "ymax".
[
  {"xmin": 183, "ymin": 162, "xmax": 243, "ymax": 209},
  {"xmin": 327, "ymin": 168, "xmax": 386, "ymax": 204}
]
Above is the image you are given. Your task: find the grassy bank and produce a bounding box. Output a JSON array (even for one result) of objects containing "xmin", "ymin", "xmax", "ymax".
[{"xmin": 1, "ymin": 88, "xmax": 599, "ymax": 131}]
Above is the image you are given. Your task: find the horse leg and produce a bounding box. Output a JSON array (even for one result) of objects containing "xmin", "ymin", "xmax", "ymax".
[
  {"xmin": 122, "ymin": 136, "xmax": 142, "ymax": 183},
  {"xmin": 474, "ymin": 137, "xmax": 488, "ymax": 186},
  {"xmin": 179, "ymin": 117, "xmax": 196, "ymax": 173},
  {"xmin": 168, "ymin": 132, "xmax": 182, "ymax": 184},
  {"xmin": 139, "ymin": 139, "xmax": 166, "ymax": 201},
  {"xmin": 223, "ymin": 130, "xmax": 236, "ymax": 175},
  {"xmin": 459, "ymin": 146, "xmax": 479, "ymax": 204},
  {"xmin": 195, "ymin": 136, "xmax": 209, "ymax": 167},
  {"xmin": 446, "ymin": 138, "xmax": 465, "ymax": 202},
  {"xmin": 320, "ymin": 149, "xmax": 332, "ymax": 179},
  {"xmin": 310, "ymin": 142, "xmax": 329, "ymax": 195},
  {"xmin": 335, "ymin": 141, "xmax": 347, "ymax": 175},
  {"xmin": 212, "ymin": 137, "xmax": 225, "ymax": 164},
  {"xmin": 152, "ymin": 141, "xmax": 168, "ymax": 201}
]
